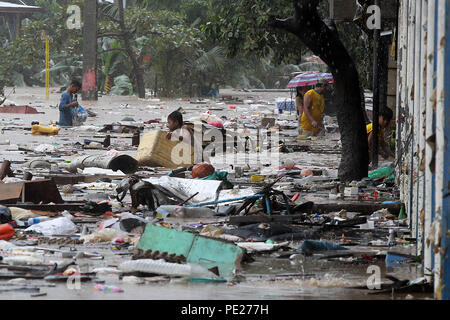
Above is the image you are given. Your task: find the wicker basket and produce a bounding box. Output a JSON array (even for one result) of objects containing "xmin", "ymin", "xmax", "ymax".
[{"xmin": 136, "ymin": 130, "xmax": 194, "ymax": 169}]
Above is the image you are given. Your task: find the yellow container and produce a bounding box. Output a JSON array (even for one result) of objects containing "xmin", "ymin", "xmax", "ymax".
[
  {"xmin": 31, "ymin": 125, "xmax": 60, "ymax": 135},
  {"xmin": 250, "ymin": 174, "xmax": 265, "ymax": 182},
  {"xmin": 136, "ymin": 130, "xmax": 194, "ymax": 169}
]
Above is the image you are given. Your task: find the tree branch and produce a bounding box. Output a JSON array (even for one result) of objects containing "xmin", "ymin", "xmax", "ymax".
[{"xmin": 268, "ymin": 16, "xmax": 298, "ymax": 34}]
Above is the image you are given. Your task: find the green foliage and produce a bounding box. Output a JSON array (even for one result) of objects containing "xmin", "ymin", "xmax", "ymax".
[
  {"xmin": 204, "ymin": 0, "xmax": 373, "ymax": 90},
  {"xmin": 2, "ymin": 0, "xmax": 373, "ymax": 97},
  {"xmin": 202, "ymin": 0, "xmax": 305, "ymax": 65}
]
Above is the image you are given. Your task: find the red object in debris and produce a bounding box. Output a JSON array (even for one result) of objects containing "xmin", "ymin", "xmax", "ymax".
[
  {"xmin": 362, "ymin": 254, "xmax": 374, "ymax": 262},
  {"xmin": 0, "ymin": 105, "xmax": 39, "ymax": 114},
  {"xmin": 192, "ymin": 162, "xmax": 215, "ymax": 179},
  {"xmin": 0, "ymin": 223, "xmax": 14, "ymax": 241},
  {"xmin": 208, "ymin": 121, "xmax": 224, "ymax": 129},
  {"xmin": 102, "ymin": 212, "xmax": 115, "ymax": 218},
  {"xmin": 73, "ymin": 212, "xmax": 87, "ymax": 217},
  {"xmin": 291, "ymin": 193, "xmax": 300, "ymax": 202},
  {"xmin": 229, "ymin": 106, "xmax": 236, "ymax": 109},
  {"xmin": 144, "ymin": 119, "xmax": 160, "ymax": 124}
]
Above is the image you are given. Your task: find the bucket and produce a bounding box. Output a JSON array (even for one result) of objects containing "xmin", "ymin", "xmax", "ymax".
[{"xmin": 0, "ymin": 223, "xmax": 14, "ymax": 241}]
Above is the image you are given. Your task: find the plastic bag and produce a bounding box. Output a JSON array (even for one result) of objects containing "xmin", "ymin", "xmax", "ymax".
[
  {"xmin": 25, "ymin": 217, "xmax": 78, "ymax": 236},
  {"xmin": 80, "ymin": 228, "xmax": 131, "ymax": 243},
  {"xmin": 72, "ymin": 105, "xmax": 88, "ymax": 126},
  {"xmin": 0, "ymin": 206, "xmax": 12, "ymax": 224},
  {"xmin": 368, "ymin": 166, "xmax": 395, "ymax": 182}
]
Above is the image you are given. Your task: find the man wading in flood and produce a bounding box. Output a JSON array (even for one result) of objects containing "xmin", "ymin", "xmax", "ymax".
[{"xmin": 59, "ymin": 80, "xmax": 82, "ymax": 127}]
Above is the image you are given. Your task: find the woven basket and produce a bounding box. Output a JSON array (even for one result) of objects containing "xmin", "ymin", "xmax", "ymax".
[{"xmin": 136, "ymin": 130, "xmax": 194, "ymax": 169}]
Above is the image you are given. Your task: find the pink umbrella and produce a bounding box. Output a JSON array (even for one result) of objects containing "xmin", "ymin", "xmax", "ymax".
[{"xmin": 286, "ymin": 72, "xmax": 334, "ymax": 88}]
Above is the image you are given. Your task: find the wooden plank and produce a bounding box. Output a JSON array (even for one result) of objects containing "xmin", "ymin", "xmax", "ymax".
[
  {"xmin": 0, "ymin": 182, "xmax": 24, "ymax": 204},
  {"xmin": 4, "ymin": 203, "xmax": 85, "ymax": 212},
  {"xmin": 22, "ymin": 180, "xmax": 63, "ymax": 204}
]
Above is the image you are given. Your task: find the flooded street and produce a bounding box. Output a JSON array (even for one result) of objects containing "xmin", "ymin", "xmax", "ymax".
[{"xmin": 0, "ymin": 87, "xmax": 432, "ymax": 301}]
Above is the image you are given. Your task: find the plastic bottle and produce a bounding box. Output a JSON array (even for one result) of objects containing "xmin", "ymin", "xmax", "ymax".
[
  {"xmin": 25, "ymin": 217, "xmax": 52, "ymax": 226},
  {"xmin": 118, "ymin": 259, "xmax": 219, "ymax": 279},
  {"xmin": 388, "ymin": 229, "xmax": 396, "ymax": 247}
]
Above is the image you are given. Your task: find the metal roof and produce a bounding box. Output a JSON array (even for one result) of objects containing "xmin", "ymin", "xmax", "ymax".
[{"xmin": 0, "ymin": 1, "xmax": 43, "ymax": 14}]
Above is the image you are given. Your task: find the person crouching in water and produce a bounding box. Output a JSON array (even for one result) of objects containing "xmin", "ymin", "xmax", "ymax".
[
  {"xmin": 166, "ymin": 110, "xmax": 193, "ymax": 143},
  {"xmin": 367, "ymin": 107, "xmax": 395, "ymax": 161},
  {"xmin": 300, "ymin": 79, "xmax": 328, "ymax": 136}
]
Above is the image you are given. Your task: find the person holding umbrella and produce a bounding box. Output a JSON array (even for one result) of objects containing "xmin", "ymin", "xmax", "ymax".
[{"xmin": 300, "ymin": 78, "xmax": 329, "ymax": 136}]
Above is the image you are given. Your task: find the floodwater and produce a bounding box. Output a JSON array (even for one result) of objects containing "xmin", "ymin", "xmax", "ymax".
[
  {"xmin": 0, "ymin": 87, "xmax": 433, "ymax": 300},
  {"xmin": 0, "ymin": 245, "xmax": 427, "ymax": 300}
]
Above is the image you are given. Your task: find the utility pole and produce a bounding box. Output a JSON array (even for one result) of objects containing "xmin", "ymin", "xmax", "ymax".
[{"xmin": 81, "ymin": 0, "xmax": 98, "ymax": 101}]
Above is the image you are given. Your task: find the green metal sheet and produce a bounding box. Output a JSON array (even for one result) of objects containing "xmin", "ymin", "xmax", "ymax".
[
  {"xmin": 137, "ymin": 224, "xmax": 243, "ymax": 277},
  {"xmin": 137, "ymin": 224, "xmax": 196, "ymax": 257}
]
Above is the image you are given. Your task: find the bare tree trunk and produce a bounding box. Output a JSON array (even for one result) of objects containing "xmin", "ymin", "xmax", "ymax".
[
  {"xmin": 269, "ymin": 0, "xmax": 369, "ymax": 182},
  {"xmin": 82, "ymin": 0, "xmax": 98, "ymax": 101},
  {"xmin": 117, "ymin": 0, "xmax": 145, "ymax": 99}
]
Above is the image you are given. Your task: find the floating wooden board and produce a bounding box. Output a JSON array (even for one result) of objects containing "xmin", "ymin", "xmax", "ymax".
[{"xmin": 0, "ymin": 179, "xmax": 63, "ymax": 204}]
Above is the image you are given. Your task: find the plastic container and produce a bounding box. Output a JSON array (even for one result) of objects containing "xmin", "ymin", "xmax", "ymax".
[
  {"xmin": 118, "ymin": 259, "xmax": 218, "ymax": 279},
  {"xmin": 31, "ymin": 125, "xmax": 60, "ymax": 136},
  {"xmin": 250, "ymin": 174, "xmax": 265, "ymax": 182},
  {"xmin": 0, "ymin": 223, "xmax": 14, "ymax": 241},
  {"xmin": 86, "ymin": 142, "xmax": 103, "ymax": 149}
]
